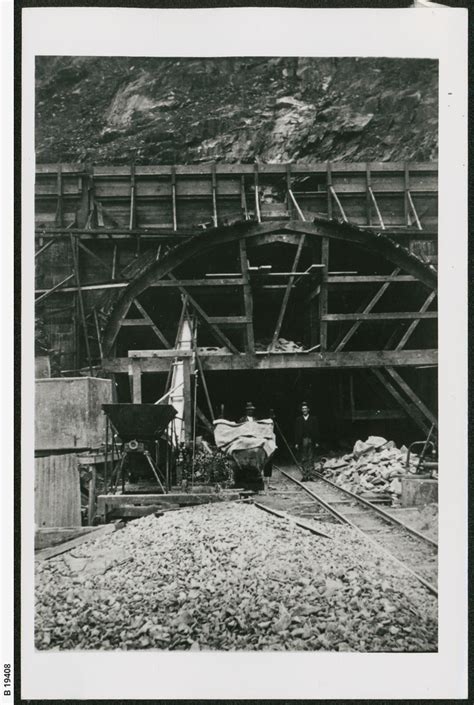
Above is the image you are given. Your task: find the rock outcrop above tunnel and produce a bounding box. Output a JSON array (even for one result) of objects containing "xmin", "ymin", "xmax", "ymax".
[{"xmin": 35, "ymin": 57, "xmax": 438, "ymax": 165}]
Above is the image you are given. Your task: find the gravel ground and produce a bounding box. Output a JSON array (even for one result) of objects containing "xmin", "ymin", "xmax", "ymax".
[{"xmin": 35, "ymin": 502, "xmax": 437, "ymax": 652}]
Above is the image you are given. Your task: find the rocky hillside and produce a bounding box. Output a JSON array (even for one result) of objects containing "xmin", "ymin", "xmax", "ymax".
[{"xmin": 36, "ymin": 57, "xmax": 437, "ymax": 165}]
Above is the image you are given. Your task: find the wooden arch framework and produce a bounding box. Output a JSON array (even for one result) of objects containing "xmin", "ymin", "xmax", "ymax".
[{"xmin": 101, "ymin": 218, "xmax": 438, "ymax": 438}]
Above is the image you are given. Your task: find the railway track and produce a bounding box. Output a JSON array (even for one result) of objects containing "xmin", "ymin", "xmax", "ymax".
[{"xmin": 256, "ymin": 465, "xmax": 438, "ymax": 596}]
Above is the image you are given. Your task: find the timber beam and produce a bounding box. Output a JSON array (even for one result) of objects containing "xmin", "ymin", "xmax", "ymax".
[{"xmin": 102, "ymin": 349, "xmax": 437, "ymax": 374}]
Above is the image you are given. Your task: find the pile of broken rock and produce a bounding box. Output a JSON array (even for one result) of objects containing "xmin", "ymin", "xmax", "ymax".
[{"xmin": 317, "ymin": 436, "xmax": 418, "ymax": 505}]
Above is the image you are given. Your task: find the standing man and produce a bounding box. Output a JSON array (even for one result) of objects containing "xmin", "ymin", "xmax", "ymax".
[
  {"xmin": 238, "ymin": 401, "xmax": 257, "ymax": 423},
  {"xmin": 294, "ymin": 401, "xmax": 319, "ymax": 477}
]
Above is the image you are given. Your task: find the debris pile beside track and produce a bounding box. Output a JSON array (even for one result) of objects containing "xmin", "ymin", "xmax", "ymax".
[
  {"xmin": 315, "ymin": 437, "xmax": 420, "ymax": 504},
  {"xmin": 36, "ymin": 502, "xmax": 437, "ymax": 651}
]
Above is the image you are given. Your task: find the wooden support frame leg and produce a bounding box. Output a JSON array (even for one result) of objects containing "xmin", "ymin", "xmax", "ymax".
[
  {"xmin": 129, "ymin": 358, "xmax": 142, "ymax": 403},
  {"xmin": 69, "ymin": 233, "xmax": 93, "ymax": 375},
  {"xmin": 319, "ymin": 238, "xmax": 329, "ymax": 351},
  {"xmin": 239, "ymin": 238, "xmax": 255, "ymax": 354}
]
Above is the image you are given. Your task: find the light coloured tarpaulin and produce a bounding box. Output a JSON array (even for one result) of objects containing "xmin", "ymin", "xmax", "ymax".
[
  {"xmin": 213, "ymin": 419, "xmax": 276, "ymax": 458},
  {"xmin": 157, "ymin": 314, "xmax": 193, "ymax": 444}
]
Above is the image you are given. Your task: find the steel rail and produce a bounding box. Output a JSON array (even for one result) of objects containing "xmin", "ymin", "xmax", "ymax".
[
  {"xmin": 277, "ymin": 467, "xmax": 437, "ymax": 597},
  {"xmin": 312, "ymin": 471, "xmax": 438, "ymax": 548},
  {"xmin": 252, "ymin": 501, "xmax": 332, "ymax": 539}
]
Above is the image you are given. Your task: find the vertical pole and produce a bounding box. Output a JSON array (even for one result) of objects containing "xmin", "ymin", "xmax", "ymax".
[
  {"xmin": 104, "ymin": 416, "xmax": 109, "ymax": 493},
  {"xmin": 240, "ymin": 175, "xmax": 249, "ymax": 220},
  {"xmin": 254, "ymin": 163, "xmax": 261, "ymax": 223},
  {"xmin": 182, "ymin": 357, "xmax": 192, "ymax": 441},
  {"xmin": 326, "ymin": 161, "xmax": 333, "ymax": 220},
  {"xmin": 211, "ymin": 164, "xmax": 218, "ymax": 227},
  {"xmin": 87, "ymin": 467, "xmax": 97, "ymax": 526},
  {"xmin": 131, "ymin": 358, "xmax": 142, "ymax": 403},
  {"xmin": 404, "ymin": 161, "xmax": 410, "ymax": 227},
  {"xmin": 93, "ymin": 308, "xmax": 103, "ymax": 361},
  {"xmin": 286, "ymin": 163, "xmax": 292, "ymax": 216},
  {"xmin": 129, "ymin": 160, "xmax": 136, "ymax": 230},
  {"xmin": 366, "ymin": 162, "xmax": 372, "ymax": 226},
  {"xmin": 69, "ymin": 233, "xmax": 93, "ymax": 375},
  {"xmin": 319, "ymin": 238, "xmax": 329, "ymax": 351},
  {"xmin": 171, "ymin": 167, "xmax": 177, "ymax": 231},
  {"xmin": 112, "ymin": 243, "xmax": 118, "ymax": 280},
  {"xmin": 309, "ymin": 241, "xmax": 319, "ymax": 347},
  {"xmin": 239, "ymin": 238, "xmax": 255, "ymax": 354},
  {"xmin": 55, "ymin": 164, "xmax": 63, "ymax": 227}
]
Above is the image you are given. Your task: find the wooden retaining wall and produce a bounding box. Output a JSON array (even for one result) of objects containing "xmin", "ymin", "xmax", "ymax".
[{"xmin": 35, "ymin": 454, "xmax": 82, "ymax": 527}]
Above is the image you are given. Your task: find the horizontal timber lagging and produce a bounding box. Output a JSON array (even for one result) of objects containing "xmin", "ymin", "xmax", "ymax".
[
  {"xmin": 103, "ymin": 350, "xmax": 438, "ymax": 374},
  {"xmin": 35, "ymin": 161, "xmax": 438, "ymax": 236}
]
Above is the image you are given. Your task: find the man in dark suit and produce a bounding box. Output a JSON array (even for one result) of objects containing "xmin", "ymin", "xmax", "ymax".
[{"xmin": 294, "ymin": 401, "xmax": 319, "ymax": 476}]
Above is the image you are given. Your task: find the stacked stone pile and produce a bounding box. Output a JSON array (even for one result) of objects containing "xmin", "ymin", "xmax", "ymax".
[{"xmin": 318, "ymin": 436, "xmax": 418, "ymax": 504}]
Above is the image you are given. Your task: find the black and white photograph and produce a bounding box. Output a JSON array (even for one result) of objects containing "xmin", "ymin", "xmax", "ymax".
[
  {"xmin": 33, "ymin": 54, "xmax": 441, "ymax": 655},
  {"xmin": 8, "ymin": 4, "xmax": 468, "ymax": 701}
]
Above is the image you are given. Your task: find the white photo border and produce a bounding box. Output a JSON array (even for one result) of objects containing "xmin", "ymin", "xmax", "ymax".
[{"xmin": 19, "ymin": 6, "xmax": 468, "ymax": 700}]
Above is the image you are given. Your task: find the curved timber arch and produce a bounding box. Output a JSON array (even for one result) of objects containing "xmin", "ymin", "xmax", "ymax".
[{"xmin": 102, "ymin": 217, "xmax": 437, "ymax": 356}]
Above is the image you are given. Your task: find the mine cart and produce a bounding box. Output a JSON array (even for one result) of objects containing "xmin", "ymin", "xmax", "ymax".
[{"xmin": 213, "ymin": 418, "xmax": 276, "ymax": 491}]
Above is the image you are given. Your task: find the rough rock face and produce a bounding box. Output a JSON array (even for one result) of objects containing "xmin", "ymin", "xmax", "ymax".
[{"xmin": 36, "ymin": 57, "xmax": 438, "ymax": 165}]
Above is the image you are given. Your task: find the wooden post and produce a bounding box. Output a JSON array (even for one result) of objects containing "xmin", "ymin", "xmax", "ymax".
[
  {"xmin": 69, "ymin": 233, "xmax": 93, "ymax": 375},
  {"xmin": 239, "ymin": 238, "xmax": 255, "ymax": 353},
  {"xmin": 182, "ymin": 357, "xmax": 192, "ymax": 441},
  {"xmin": 171, "ymin": 167, "xmax": 177, "ymax": 231},
  {"xmin": 404, "ymin": 161, "xmax": 410, "ymax": 226},
  {"xmin": 240, "ymin": 175, "xmax": 249, "ymax": 220},
  {"xmin": 326, "ymin": 161, "xmax": 333, "ymax": 219},
  {"xmin": 55, "ymin": 164, "xmax": 63, "ymax": 227},
  {"xmin": 130, "ymin": 358, "xmax": 142, "ymax": 403},
  {"xmin": 254, "ymin": 164, "xmax": 261, "ymax": 223},
  {"xmin": 87, "ymin": 467, "xmax": 97, "ymax": 526},
  {"xmin": 366, "ymin": 162, "xmax": 372, "ymax": 226},
  {"xmin": 211, "ymin": 164, "xmax": 218, "ymax": 227},
  {"xmin": 319, "ymin": 238, "xmax": 329, "ymax": 351}
]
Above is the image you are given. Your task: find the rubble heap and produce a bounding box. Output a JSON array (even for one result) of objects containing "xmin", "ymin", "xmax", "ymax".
[
  {"xmin": 317, "ymin": 436, "xmax": 419, "ymax": 504},
  {"xmin": 35, "ymin": 502, "xmax": 437, "ymax": 651}
]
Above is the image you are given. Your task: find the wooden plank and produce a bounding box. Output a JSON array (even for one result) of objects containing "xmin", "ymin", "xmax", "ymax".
[
  {"xmin": 334, "ymin": 268, "xmax": 400, "ymax": 352},
  {"xmin": 133, "ymin": 298, "xmax": 172, "ymax": 348},
  {"xmin": 129, "ymin": 358, "xmax": 142, "ymax": 403},
  {"xmin": 371, "ymin": 368, "xmax": 431, "ymax": 436},
  {"xmin": 328, "ymin": 274, "xmax": 416, "ymax": 283},
  {"xmin": 128, "ymin": 349, "xmax": 194, "ymax": 358},
  {"xmin": 35, "ymin": 523, "xmax": 121, "ymax": 561},
  {"xmin": 103, "ymin": 349, "xmax": 438, "ymax": 373},
  {"xmin": 35, "ymin": 455, "xmax": 81, "ymax": 528},
  {"xmin": 270, "ymin": 233, "xmax": 306, "ymax": 349},
  {"xmin": 69, "ymin": 233, "xmax": 93, "ymax": 374},
  {"xmin": 323, "ymin": 311, "xmax": 437, "ymax": 321},
  {"xmin": 239, "ymin": 238, "xmax": 255, "ymax": 353},
  {"xmin": 182, "ymin": 357, "xmax": 192, "ymax": 441},
  {"xmin": 208, "ymin": 316, "xmax": 251, "ymax": 325},
  {"xmin": 319, "ymin": 238, "xmax": 329, "ymax": 351},
  {"xmin": 384, "ymin": 366, "xmax": 437, "ymax": 427}
]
